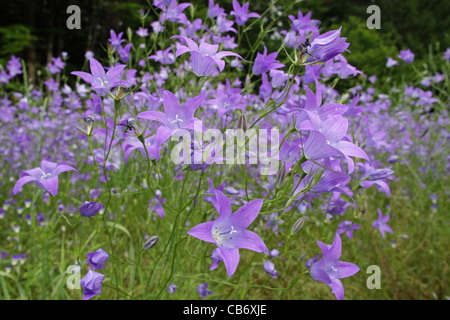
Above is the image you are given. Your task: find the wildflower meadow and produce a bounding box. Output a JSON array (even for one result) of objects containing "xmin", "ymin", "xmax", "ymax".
[{"xmin": 0, "ymin": 0, "xmax": 448, "ymax": 305}]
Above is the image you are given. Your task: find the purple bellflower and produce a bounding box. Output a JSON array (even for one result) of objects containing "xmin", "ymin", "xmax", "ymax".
[
  {"xmin": 13, "ymin": 160, "xmax": 78, "ymax": 197},
  {"xmin": 230, "ymin": 0, "xmax": 260, "ymax": 26},
  {"xmin": 71, "ymin": 58, "xmax": 128, "ymax": 96},
  {"xmin": 171, "ymin": 36, "xmax": 243, "ymax": 76},
  {"xmin": 80, "ymin": 270, "xmax": 105, "ymax": 300},
  {"xmin": 305, "ymin": 27, "xmax": 349, "ymax": 63},
  {"xmin": 398, "ymin": 49, "xmax": 414, "ymax": 63},
  {"xmin": 187, "ymin": 190, "xmax": 269, "ymax": 278},
  {"xmin": 336, "ymin": 221, "xmax": 360, "ymax": 240},
  {"xmin": 79, "ymin": 201, "xmax": 104, "ymax": 217},
  {"xmin": 86, "ymin": 248, "xmax": 109, "ymax": 270},
  {"xmin": 372, "ymin": 208, "xmax": 393, "ymax": 239},
  {"xmin": 386, "ymin": 56, "xmax": 399, "ymax": 68},
  {"xmin": 252, "ymin": 46, "xmax": 284, "ymax": 75},
  {"xmin": 310, "ymin": 233, "xmax": 359, "ymax": 300},
  {"xmin": 137, "ymin": 90, "xmax": 206, "ymax": 133}
]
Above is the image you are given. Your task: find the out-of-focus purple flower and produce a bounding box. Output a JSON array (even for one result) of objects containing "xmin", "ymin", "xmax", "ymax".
[
  {"xmin": 171, "ymin": 36, "xmax": 243, "ymax": 76},
  {"xmin": 13, "ymin": 160, "xmax": 78, "ymax": 197},
  {"xmin": 118, "ymin": 43, "xmax": 132, "ymax": 63},
  {"xmin": 336, "ymin": 221, "xmax": 360, "ymax": 239},
  {"xmin": 310, "ymin": 233, "xmax": 359, "ymax": 300},
  {"xmin": 149, "ymin": 190, "xmax": 167, "ymax": 218},
  {"xmin": 71, "ymin": 58, "xmax": 128, "ymax": 95},
  {"xmin": 168, "ymin": 283, "xmax": 178, "ymax": 294},
  {"xmin": 372, "ymin": 208, "xmax": 393, "ymax": 239},
  {"xmin": 6, "ymin": 55, "xmax": 22, "ymax": 77},
  {"xmin": 86, "ymin": 248, "xmax": 109, "ymax": 270},
  {"xmin": 398, "ymin": 49, "xmax": 414, "ymax": 63},
  {"xmin": 252, "ymin": 46, "xmax": 284, "ymax": 75},
  {"xmin": 79, "ymin": 201, "xmax": 104, "ymax": 217},
  {"xmin": 198, "ymin": 283, "xmax": 213, "ymax": 298},
  {"xmin": 305, "ymin": 27, "xmax": 349, "ymax": 63},
  {"xmin": 161, "ymin": 0, "xmax": 191, "ymax": 23},
  {"xmin": 109, "ymin": 30, "xmax": 125, "ymax": 50},
  {"xmin": 263, "ymin": 260, "xmax": 279, "ymax": 279},
  {"xmin": 442, "ymin": 47, "xmax": 450, "ymax": 61},
  {"xmin": 136, "ymin": 27, "xmax": 149, "ymax": 37},
  {"xmin": 386, "ymin": 56, "xmax": 398, "ymax": 68},
  {"xmin": 207, "ymin": 0, "xmax": 224, "ymax": 18},
  {"xmin": 305, "ymin": 254, "xmax": 319, "ymax": 269},
  {"xmin": 230, "ymin": 0, "xmax": 260, "ymax": 26},
  {"xmin": 47, "ymin": 57, "xmax": 65, "ymax": 74},
  {"xmin": 0, "ymin": 70, "xmax": 11, "ymax": 84},
  {"xmin": 148, "ymin": 47, "xmax": 175, "ymax": 65},
  {"xmin": 187, "ymin": 190, "xmax": 268, "ymax": 278},
  {"xmin": 80, "ymin": 270, "xmax": 105, "ymax": 300}
]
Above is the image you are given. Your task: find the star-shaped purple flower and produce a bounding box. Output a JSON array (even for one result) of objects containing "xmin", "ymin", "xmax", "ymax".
[
  {"xmin": 372, "ymin": 208, "xmax": 393, "ymax": 239},
  {"xmin": 187, "ymin": 190, "xmax": 269, "ymax": 278},
  {"xmin": 230, "ymin": 0, "xmax": 260, "ymax": 26},
  {"xmin": 310, "ymin": 233, "xmax": 359, "ymax": 300},
  {"xmin": 171, "ymin": 36, "xmax": 243, "ymax": 76},
  {"xmin": 13, "ymin": 160, "xmax": 78, "ymax": 197}
]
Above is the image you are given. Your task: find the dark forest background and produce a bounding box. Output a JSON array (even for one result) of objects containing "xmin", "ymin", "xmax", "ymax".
[{"xmin": 0, "ymin": 0, "xmax": 449, "ymax": 81}]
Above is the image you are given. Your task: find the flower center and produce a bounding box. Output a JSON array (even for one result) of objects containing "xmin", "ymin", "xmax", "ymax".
[
  {"xmin": 212, "ymin": 225, "xmax": 237, "ymax": 247},
  {"xmin": 40, "ymin": 172, "xmax": 52, "ymax": 180},
  {"xmin": 170, "ymin": 114, "xmax": 184, "ymax": 129}
]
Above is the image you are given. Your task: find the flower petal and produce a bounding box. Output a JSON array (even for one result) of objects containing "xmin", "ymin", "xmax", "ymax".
[
  {"xmin": 219, "ymin": 247, "xmax": 240, "ymax": 278},
  {"xmin": 187, "ymin": 221, "xmax": 215, "ymax": 244}
]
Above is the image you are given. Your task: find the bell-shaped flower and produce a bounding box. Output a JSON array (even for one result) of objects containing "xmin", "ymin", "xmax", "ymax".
[
  {"xmin": 137, "ymin": 90, "xmax": 206, "ymax": 133},
  {"xmin": 171, "ymin": 36, "xmax": 243, "ymax": 76},
  {"xmin": 13, "ymin": 160, "xmax": 78, "ymax": 197},
  {"xmin": 187, "ymin": 190, "xmax": 268, "ymax": 278},
  {"xmin": 310, "ymin": 233, "xmax": 359, "ymax": 300}
]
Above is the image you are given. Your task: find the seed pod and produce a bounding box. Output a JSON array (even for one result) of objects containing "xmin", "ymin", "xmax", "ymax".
[
  {"xmin": 143, "ymin": 236, "xmax": 158, "ymax": 250},
  {"xmin": 291, "ymin": 217, "xmax": 306, "ymax": 234}
]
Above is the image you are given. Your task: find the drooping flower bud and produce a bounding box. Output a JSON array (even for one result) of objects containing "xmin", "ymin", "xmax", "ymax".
[{"xmin": 143, "ymin": 236, "xmax": 159, "ymax": 250}]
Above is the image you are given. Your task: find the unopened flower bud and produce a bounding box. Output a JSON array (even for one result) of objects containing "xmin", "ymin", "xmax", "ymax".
[
  {"xmin": 291, "ymin": 217, "xmax": 305, "ymax": 234},
  {"xmin": 275, "ymin": 163, "xmax": 286, "ymax": 187},
  {"xmin": 143, "ymin": 236, "xmax": 158, "ymax": 250},
  {"xmin": 237, "ymin": 114, "xmax": 248, "ymax": 132},
  {"xmin": 84, "ymin": 115, "xmax": 95, "ymax": 134}
]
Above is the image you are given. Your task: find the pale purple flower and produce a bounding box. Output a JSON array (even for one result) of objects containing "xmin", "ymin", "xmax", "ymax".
[
  {"xmin": 187, "ymin": 190, "xmax": 268, "ymax": 278},
  {"xmin": 161, "ymin": 0, "xmax": 191, "ymax": 23},
  {"xmin": 86, "ymin": 248, "xmax": 109, "ymax": 270},
  {"xmin": 372, "ymin": 208, "xmax": 393, "ymax": 239},
  {"xmin": 310, "ymin": 233, "xmax": 359, "ymax": 300},
  {"xmin": 6, "ymin": 55, "xmax": 22, "ymax": 77},
  {"xmin": 442, "ymin": 48, "xmax": 450, "ymax": 61},
  {"xmin": 13, "ymin": 160, "xmax": 78, "ymax": 197},
  {"xmin": 336, "ymin": 221, "xmax": 360, "ymax": 239},
  {"xmin": 230, "ymin": 0, "xmax": 260, "ymax": 26},
  {"xmin": 171, "ymin": 36, "xmax": 243, "ymax": 76},
  {"xmin": 136, "ymin": 27, "xmax": 149, "ymax": 37},
  {"xmin": 137, "ymin": 89, "xmax": 205, "ymax": 135},
  {"xmin": 252, "ymin": 46, "xmax": 284, "ymax": 75},
  {"xmin": 386, "ymin": 56, "xmax": 399, "ymax": 68},
  {"xmin": 109, "ymin": 30, "xmax": 125, "ymax": 50},
  {"xmin": 207, "ymin": 0, "xmax": 224, "ymax": 18},
  {"xmin": 71, "ymin": 58, "xmax": 128, "ymax": 95},
  {"xmin": 80, "ymin": 270, "xmax": 105, "ymax": 300},
  {"xmin": 398, "ymin": 49, "xmax": 414, "ymax": 63}
]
